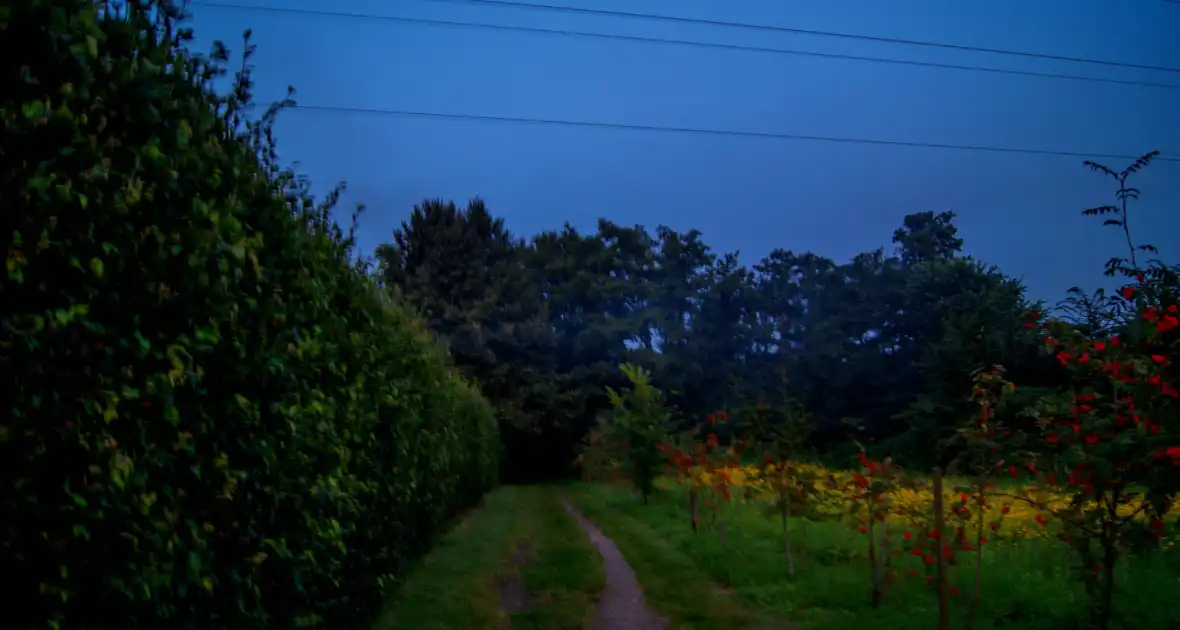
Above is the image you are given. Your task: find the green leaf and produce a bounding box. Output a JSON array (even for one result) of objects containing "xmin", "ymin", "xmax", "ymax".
[
  {"xmin": 21, "ymin": 100, "xmax": 45, "ymax": 119},
  {"xmin": 89, "ymin": 258, "xmax": 103, "ymax": 278},
  {"xmin": 177, "ymin": 120, "xmax": 192, "ymax": 149}
]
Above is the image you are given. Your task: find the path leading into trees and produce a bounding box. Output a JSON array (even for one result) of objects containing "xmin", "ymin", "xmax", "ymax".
[
  {"xmin": 562, "ymin": 501, "xmax": 668, "ymax": 630},
  {"xmin": 382, "ymin": 485, "xmax": 772, "ymax": 629}
]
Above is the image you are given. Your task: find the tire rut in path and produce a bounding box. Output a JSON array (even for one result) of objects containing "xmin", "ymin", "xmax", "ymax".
[
  {"xmin": 562, "ymin": 501, "xmax": 668, "ymax": 630},
  {"xmin": 497, "ymin": 539, "xmax": 533, "ymax": 615}
]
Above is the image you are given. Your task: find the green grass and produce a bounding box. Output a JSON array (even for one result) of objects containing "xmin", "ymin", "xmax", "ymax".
[
  {"xmin": 566, "ymin": 481, "xmax": 1180, "ymax": 630},
  {"xmin": 375, "ymin": 485, "xmax": 604, "ymax": 630},
  {"xmin": 509, "ymin": 490, "xmax": 605, "ymax": 630},
  {"xmin": 563, "ymin": 484, "xmax": 781, "ymax": 630}
]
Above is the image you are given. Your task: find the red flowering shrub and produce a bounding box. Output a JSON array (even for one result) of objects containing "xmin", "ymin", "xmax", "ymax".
[
  {"xmin": 835, "ymin": 446, "xmax": 911, "ymax": 608},
  {"xmin": 979, "ymin": 152, "xmax": 1180, "ymax": 630},
  {"xmin": 998, "ymin": 291, "xmax": 1178, "ymax": 628},
  {"xmin": 660, "ymin": 410, "xmax": 742, "ymax": 535}
]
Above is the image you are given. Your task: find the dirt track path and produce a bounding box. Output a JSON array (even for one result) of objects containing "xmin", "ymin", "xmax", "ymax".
[
  {"xmin": 562, "ymin": 501, "xmax": 668, "ymax": 630},
  {"xmin": 497, "ymin": 539, "xmax": 532, "ymax": 615}
]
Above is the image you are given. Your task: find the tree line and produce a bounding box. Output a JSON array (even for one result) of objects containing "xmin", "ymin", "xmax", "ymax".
[{"xmin": 375, "ymin": 194, "xmax": 1133, "ymax": 481}]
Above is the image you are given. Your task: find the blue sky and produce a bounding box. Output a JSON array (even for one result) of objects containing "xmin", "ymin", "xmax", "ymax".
[{"xmin": 186, "ymin": 0, "xmax": 1180, "ymax": 302}]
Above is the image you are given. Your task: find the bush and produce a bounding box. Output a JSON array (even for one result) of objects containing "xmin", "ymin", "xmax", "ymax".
[
  {"xmin": 0, "ymin": 2, "xmax": 498, "ymax": 628},
  {"xmin": 605, "ymin": 364, "xmax": 672, "ymax": 503}
]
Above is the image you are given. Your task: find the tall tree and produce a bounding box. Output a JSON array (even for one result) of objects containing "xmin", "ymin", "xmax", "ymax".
[
  {"xmin": 376, "ymin": 199, "xmax": 568, "ymax": 481},
  {"xmin": 891, "ymin": 210, "xmax": 964, "ymax": 266},
  {"xmin": 374, "ymin": 200, "xmax": 1053, "ymax": 474}
]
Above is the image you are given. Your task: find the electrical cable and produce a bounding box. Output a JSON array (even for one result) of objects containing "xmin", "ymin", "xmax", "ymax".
[
  {"xmin": 189, "ymin": 2, "xmax": 1180, "ymax": 90},
  {"xmin": 423, "ymin": 0, "xmax": 1180, "ymax": 75},
  {"xmin": 285, "ymin": 103, "xmax": 1176, "ymax": 163}
]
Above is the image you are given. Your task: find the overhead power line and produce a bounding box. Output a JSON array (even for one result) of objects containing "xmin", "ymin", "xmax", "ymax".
[
  {"xmin": 284, "ymin": 103, "xmax": 1176, "ymax": 163},
  {"xmin": 191, "ymin": 2, "xmax": 1180, "ymax": 90},
  {"xmin": 425, "ymin": 0, "xmax": 1180, "ymax": 75}
]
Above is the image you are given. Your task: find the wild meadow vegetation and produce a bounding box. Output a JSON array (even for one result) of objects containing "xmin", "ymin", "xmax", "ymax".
[
  {"xmin": 571, "ymin": 251, "xmax": 1180, "ymax": 630},
  {"xmin": 2, "ymin": 1, "xmax": 1177, "ymax": 629}
]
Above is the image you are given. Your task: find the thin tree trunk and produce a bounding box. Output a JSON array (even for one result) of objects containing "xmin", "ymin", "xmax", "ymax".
[
  {"xmin": 1095, "ymin": 489, "xmax": 1120, "ymax": 630},
  {"xmin": 933, "ymin": 468, "xmax": 950, "ymax": 630},
  {"xmin": 690, "ymin": 490, "xmax": 699, "ymax": 532},
  {"xmin": 868, "ymin": 503, "xmax": 880, "ymax": 608},
  {"xmin": 967, "ymin": 479, "xmax": 984, "ymax": 630},
  {"xmin": 783, "ymin": 492, "xmax": 796, "ymax": 576},
  {"xmin": 1097, "ymin": 540, "xmax": 1116, "ymax": 630},
  {"xmin": 875, "ymin": 521, "xmax": 889, "ymax": 595}
]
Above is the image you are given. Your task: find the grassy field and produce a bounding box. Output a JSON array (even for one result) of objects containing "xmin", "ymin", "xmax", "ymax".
[
  {"xmin": 564, "ymin": 480, "xmax": 1180, "ymax": 630},
  {"xmin": 380, "ymin": 481, "xmax": 1177, "ymax": 629},
  {"xmin": 376, "ymin": 486, "xmax": 604, "ymax": 630}
]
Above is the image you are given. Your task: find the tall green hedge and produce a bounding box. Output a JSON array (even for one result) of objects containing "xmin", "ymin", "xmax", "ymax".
[{"xmin": 0, "ymin": 2, "xmax": 499, "ymax": 627}]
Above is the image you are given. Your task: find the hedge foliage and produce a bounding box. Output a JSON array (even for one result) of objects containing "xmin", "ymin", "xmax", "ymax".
[{"xmin": 0, "ymin": 2, "xmax": 499, "ymax": 627}]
